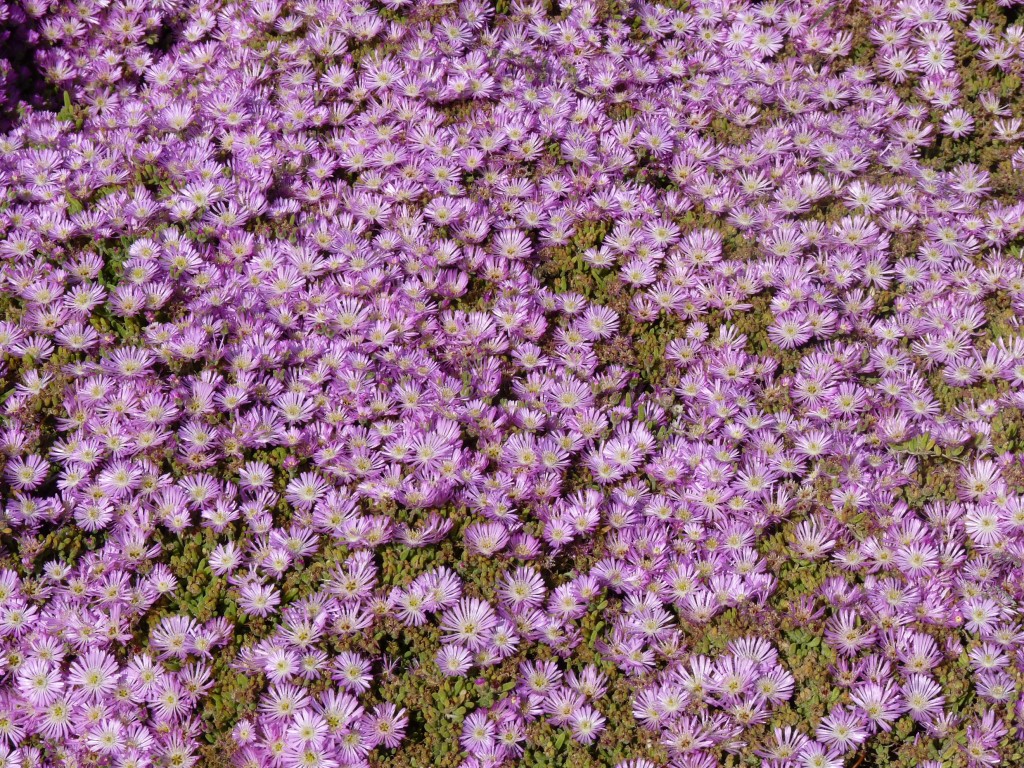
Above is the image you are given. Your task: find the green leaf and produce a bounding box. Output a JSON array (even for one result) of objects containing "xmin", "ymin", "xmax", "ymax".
[{"xmin": 57, "ymin": 91, "xmax": 76, "ymax": 123}]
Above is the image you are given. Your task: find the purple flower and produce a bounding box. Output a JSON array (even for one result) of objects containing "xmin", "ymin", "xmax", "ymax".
[{"xmin": 365, "ymin": 703, "xmax": 407, "ymax": 749}]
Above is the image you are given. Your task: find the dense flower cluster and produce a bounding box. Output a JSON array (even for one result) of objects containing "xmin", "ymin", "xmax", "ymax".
[{"xmin": 1, "ymin": 0, "xmax": 1024, "ymax": 765}]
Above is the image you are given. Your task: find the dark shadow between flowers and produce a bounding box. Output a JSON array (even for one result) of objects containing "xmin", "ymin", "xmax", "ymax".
[{"xmin": 0, "ymin": 5, "xmax": 62, "ymax": 130}]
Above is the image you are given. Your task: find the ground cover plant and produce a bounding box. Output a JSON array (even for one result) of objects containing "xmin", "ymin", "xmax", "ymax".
[{"xmin": 2, "ymin": 0, "xmax": 1024, "ymax": 766}]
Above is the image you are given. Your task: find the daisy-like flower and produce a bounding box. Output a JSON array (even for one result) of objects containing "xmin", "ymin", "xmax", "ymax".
[
  {"xmin": 800, "ymin": 742, "xmax": 844, "ymax": 768},
  {"xmin": 460, "ymin": 710, "xmax": 495, "ymax": 755},
  {"xmin": 288, "ymin": 710, "xmax": 329, "ymax": 747},
  {"xmin": 567, "ymin": 665, "xmax": 608, "ymax": 700},
  {"xmin": 465, "ymin": 521, "xmax": 509, "ymax": 556},
  {"xmin": 960, "ymin": 460, "xmax": 1003, "ymax": 502},
  {"xmin": 491, "ymin": 229, "xmax": 532, "ymax": 260},
  {"xmin": 569, "ymin": 704, "xmax": 606, "ymax": 744},
  {"xmin": 16, "ymin": 659, "xmax": 63, "ymax": 706},
  {"xmin": 239, "ymin": 461, "xmax": 275, "ymax": 489},
  {"xmin": 68, "ymin": 649, "xmax": 119, "ymax": 699},
  {"xmin": 816, "ymin": 706, "xmax": 868, "ymax": 751},
  {"xmin": 38, "ymin": 695, "xmax": 74, "ymax": 740},
  {"xmin": 498, "ymin": 567, "xmax": 546, "ymax": 609},
  {"xmin": 769, "ymin": 313, "xmax": 814, "ymax": 349},
  {"xmin": 961, "ymin": 597, "xmax": 1004, "ymax": 635},
  {"xmin": 850, "ymin": 681, "xmax": 905, "ymax": 732},
  {"xmin": 365, "ymin": 703, "xmax": 407, "ymax": 749},
  {"xmin": 0, "ymin": 744, "xmax": 23, "ymax": 768},
  {"xmin": 578, "ymin": 306, "xmax": 619, "ymax": 340},
  {"xmin": 440, "ymin": 598, "xmax": 498, "ymax": 651},
  {"xmin": 152, "ymin": 678, "xmax": 188, "ymax": 721},
  {"xmin": 263, "ymin": 647, "xmax": 299, "ymax": 684},
  {"xmin": 901, "ymin": 674, "xmax": 945, "ymax": 722},
  {"xmin": 5, "ymin": 454, "xmax": 48, "ymax": 491},
  {"xmin": 333, "ymin": 652, "xmax": 373, "ymax": 693},
  {"xmin": 209, "ymin": 542, "xmax": 242, "ymax": 575},
  {"xmin": 437, "ymin": 645, "xmax": 474, "ymax": 677},
  {"xmin": 975, "ymin": 670, "xmax": 1016, "ymax": 704},
  {"xmin": 239, "ymin": 583, "xmax": 280, "ymax": 617},
  {"xmin": 259, "ymin": 683, "xmax": 310, "ymax": 723},
  {"xmin": 285, "ymin": 471, "xmax": 329, "ymax": 508},
  {"xmin": 520, "ymin": 659, "xmax": 562, "ymax": 698}
]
